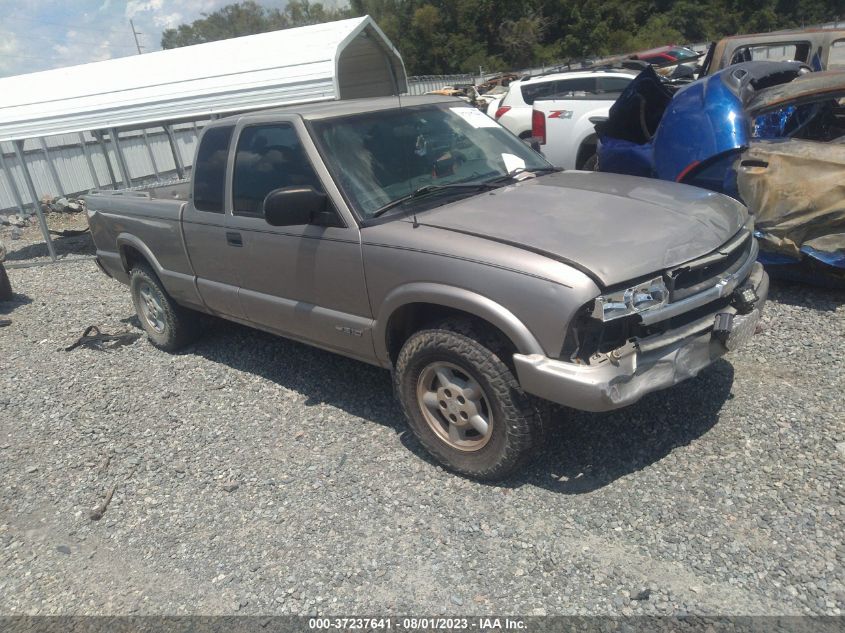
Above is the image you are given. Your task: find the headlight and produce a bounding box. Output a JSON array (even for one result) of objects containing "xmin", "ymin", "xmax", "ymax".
[{"xmin": 591, "ymin": 276, "xmax": 669, "ymax": 322}]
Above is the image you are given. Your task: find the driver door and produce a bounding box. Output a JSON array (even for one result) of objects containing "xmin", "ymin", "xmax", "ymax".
[{"xmin": 222, "ymin": 117, "xmax": 375, "ymax": 360}]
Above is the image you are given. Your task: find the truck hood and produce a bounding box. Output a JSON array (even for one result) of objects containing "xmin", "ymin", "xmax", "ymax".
[{"xmin": 412, "ymin": 171, "xmax": 747, "ymax": 287}]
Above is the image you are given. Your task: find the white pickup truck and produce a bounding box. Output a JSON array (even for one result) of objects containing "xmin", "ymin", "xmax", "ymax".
[{"xmin": 531, "ymin": 69, "xmax": 635, "ymax": 169}]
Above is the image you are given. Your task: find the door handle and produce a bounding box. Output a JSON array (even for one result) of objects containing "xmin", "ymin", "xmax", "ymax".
[{"xmin": 226, "ymin": 231, "xmax": 243, "ymax": 247}]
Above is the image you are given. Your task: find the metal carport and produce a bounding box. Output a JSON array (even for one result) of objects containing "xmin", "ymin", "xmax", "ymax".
[{"xmin": 0, "ymin": 15, "xmax": 406, "ymax": 260}]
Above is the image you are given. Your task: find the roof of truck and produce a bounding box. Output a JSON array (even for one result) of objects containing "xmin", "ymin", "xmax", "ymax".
[
  {"xmin": 717, "ymin": 27, "xmax": 845, "ymax": 43},
  {"xmin": 209, "ymin": 95, "xmax": 464, "ymax": 126}
]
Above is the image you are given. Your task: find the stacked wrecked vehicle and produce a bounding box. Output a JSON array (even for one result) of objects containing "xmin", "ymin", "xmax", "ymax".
[{"xmin": 596, "ymin": 61, "xmax": 845, "ymax": 283}]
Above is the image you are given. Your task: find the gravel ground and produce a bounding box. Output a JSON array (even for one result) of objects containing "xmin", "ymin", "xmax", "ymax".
[{"xmin": 1, "ymin": 224, "xmax": 843, "ymax": 617}]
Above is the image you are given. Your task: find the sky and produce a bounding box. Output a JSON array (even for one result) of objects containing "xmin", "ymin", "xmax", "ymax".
[{"xmin": 0, "ymin": 0, "xmax": 330, "ymax": 78}]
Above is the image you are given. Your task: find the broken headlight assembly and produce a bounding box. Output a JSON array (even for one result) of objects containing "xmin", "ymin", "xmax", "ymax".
[{"xmin": 591, "ymin": 276, "xmax": 669, "ymax": 322}]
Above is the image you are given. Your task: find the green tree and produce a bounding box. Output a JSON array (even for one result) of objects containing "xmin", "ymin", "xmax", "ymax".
[
  {"xmin": 161, "ymin": 0, "xmax": 351, "ymax": 49},
  {"xmin": 499, "ymin": 12, "xmax": 549, "ymax": 68},
  {"xmin": 164, "ymin": 0, "xmax": 845, "ymax": 72}
]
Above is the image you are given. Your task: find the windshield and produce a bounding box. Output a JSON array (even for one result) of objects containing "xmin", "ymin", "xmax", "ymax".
[{"xmin": 310, "ymin": 103, "xmax": 551, "ymax": 218}]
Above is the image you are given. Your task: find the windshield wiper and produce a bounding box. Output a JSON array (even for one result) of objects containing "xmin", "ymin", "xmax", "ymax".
[
  {"xmin": 371, "ymin": 182, "xmax": 499, "ymax": 218},
  {"xmin": 483, "ymin": 166, "xmax": 563, "ymax": 185},
  {"xmin": 370, "ymin": 167, "xmax": 563, "ymax": 219}
]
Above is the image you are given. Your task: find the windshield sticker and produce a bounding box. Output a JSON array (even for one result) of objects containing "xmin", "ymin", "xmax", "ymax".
[
  {"xmin": 501, "ymin": 153, "xmax": 526, "ymax": 173},
  {"xmin": 450, "ymin": 107, "xmax": 499, "ymax": 128}
]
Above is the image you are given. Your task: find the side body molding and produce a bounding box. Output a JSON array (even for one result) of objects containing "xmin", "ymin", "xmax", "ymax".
[{"xmin": 373, "ymin": 282, "xmax": 545, "ymax": 365}]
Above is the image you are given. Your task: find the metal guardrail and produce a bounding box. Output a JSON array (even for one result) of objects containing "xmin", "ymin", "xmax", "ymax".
[{"xmin": 406, "ymin": 74, "xmax": 480, "ymax": 95}]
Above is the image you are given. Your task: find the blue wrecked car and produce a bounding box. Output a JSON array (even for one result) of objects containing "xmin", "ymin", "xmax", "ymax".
[{"xmin": 596, "ymin": 62, "xmax": 845, "ymax": 281}]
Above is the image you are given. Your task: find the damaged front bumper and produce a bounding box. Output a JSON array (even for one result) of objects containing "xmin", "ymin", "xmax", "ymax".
[{"xmin": 513, "ymin": 262, "xmax": 769, "ymax": 412}]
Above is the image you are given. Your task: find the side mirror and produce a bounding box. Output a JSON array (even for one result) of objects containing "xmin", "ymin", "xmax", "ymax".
[{"xmin": 263, "ymin": 186, "xmax": 338, "ymax": 227}]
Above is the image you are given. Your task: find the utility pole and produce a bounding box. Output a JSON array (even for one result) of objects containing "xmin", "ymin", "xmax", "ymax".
[{"xmin": 130, "ymin": 19, "xmax": 143, "ymax": 54}]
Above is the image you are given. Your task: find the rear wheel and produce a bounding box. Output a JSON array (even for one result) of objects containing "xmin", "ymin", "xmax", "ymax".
[
  {"xmin": 0, "ymin": 263, "xmax": 11, "ymax": 301},
  {"xmin": 0, "ymin": 243, "xmax": 10, "ymax": 301},
  {"xmin": 129, "ymin": 264, "xmax": 200, "ymax": 351},
  {"xmin": 582, "ymin": 153, "xmax": 599, "ymax": 171},
  {"xmin": 394, "ymin": 319, "xmax": 544, "ymax": 480}
]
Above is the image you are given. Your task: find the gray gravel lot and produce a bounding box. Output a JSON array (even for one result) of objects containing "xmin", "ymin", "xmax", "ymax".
[{"xmin": 0, "ymin": 229, "xmax": 843, "ymax": 616}]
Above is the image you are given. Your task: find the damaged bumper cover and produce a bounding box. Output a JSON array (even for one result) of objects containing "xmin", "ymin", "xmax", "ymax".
[{"xmin": 514, "ymin": 262, "xmax": 769, "ymax": 413}]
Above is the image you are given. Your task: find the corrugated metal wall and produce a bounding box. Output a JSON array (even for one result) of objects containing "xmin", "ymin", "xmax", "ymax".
[{"xmin": 0, "ymin": 121, "xmax": 204, "ymax": 214}]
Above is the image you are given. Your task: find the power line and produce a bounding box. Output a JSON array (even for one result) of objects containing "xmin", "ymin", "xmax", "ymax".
[
  {"xmin": 0, "ymin": 30, "xmax": 145, "ymax": 52},
  {"xmin": 0, "ymin": 51, "xmax": 60, "ymax": 62},
  {"xmin": 0, "ymin": 13, "xmax": 145, "ymax": 35}
]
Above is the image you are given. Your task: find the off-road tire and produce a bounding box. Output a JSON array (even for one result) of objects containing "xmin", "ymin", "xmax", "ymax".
[
  {"xmin": 394, "ymin": 318, "xmax": 544, "ymax": 480},
  {"xmin": 129, "ymin": 264, "xmax": 200, "ymax": 351},
  {"xmin": 0, "ymin": 263, "xmax": 12, "ymax": 301}
]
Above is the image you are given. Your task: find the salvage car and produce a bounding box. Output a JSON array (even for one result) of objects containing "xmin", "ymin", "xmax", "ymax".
[
  {"xmin": 700, "ymin": 28, "xmax": 845, "ymax": 76},
  {"xmin": 596, "ymin": 62, "xmax": 845, "ymax": 278},
  {"xmin": 737, "ymin": 71, "xmax": 845, "ymax": 276},
  {"xmin": 85, "ymin": 95, "xmax": 768, "ymax": 480},
  {"xmin": 596, "ymin": 62, "xmax": 811, "ymax": 186},
  {"xmin": 630, "ymin": 45, "xmax": 701, "ymax": 70}
]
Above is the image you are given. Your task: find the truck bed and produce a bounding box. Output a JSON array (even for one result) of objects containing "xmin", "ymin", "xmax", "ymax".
[
  {"xmin": 83, "ymin": 179, "xmax": 198, "ymax": 307},
  {"xmin": 85, "ymin": 179, "xmax": 190, "ymax": 222}
]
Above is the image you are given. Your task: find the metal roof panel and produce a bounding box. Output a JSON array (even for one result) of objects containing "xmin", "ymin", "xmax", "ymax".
[{"xmin": 0, "ymin": 16, "xmax": 406, "ymax": 142}]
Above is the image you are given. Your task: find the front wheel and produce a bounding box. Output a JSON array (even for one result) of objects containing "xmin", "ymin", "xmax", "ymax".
[{"xmin": 394, "ymin": 320, "xmax": 544, "ymax": 480}]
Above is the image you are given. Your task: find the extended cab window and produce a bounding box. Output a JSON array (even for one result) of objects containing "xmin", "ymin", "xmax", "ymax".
[
  {"xmin": 232, "ymin": 124, "xmax": 323, "ymax": 217},
  {"xmin": 193, "ymin": 125, "xmax": 233, "ymax": 213},
  {"xmin": 830, "ymin": 40, "xmax": 845, "ymax": 69}
]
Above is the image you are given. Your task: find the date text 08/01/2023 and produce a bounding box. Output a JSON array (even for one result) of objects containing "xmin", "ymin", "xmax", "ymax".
[{"xmin": 308, "ymin": 617, "xmax": 528, "ymax": 630}]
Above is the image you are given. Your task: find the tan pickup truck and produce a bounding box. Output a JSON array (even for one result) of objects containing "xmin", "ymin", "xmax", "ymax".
[{"xmin": 85, "ymin": 95, "xmax": 768, "ymax": 479}]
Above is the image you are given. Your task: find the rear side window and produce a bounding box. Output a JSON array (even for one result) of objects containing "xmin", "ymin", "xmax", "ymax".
[
  {"xmin": 232, "ymin": 123, "xmax": 323, "ymax": 218},
  {"xmin": 552, "ymin": 77, "xmax": 597, "ymax": 97},
  {"xmin": 524, "ymin": 77, "xmax": 604, "ymax": 103},
  {"xmin": 829, "ymin": 40, "xmax": 845, "ymax": 69},
  {"xmin": 521, "ymin": 80, "xmax": 560, "ymax": 105},
  {"xmin": 193, "ymin": 125, "xmax": 233, "ymax": 213},
  {"xmin": 598, "ymin": 77, "xmax": 632, "ymax": 93},
  {"xmin": 730, "ymin": 42, "xmax": 810, "ymax": 64}
]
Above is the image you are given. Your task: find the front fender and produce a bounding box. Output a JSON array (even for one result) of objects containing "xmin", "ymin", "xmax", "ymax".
[{"xmin": 373, "ymin": 282, "xmax": 546, "ymax": 364}]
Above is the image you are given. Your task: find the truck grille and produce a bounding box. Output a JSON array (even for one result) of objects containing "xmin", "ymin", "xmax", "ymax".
[{"xmin": 667, "ymin": 231, "xmax": 753, "ymax": 302}]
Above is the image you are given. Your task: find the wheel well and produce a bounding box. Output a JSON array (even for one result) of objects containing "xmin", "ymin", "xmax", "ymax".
[
  {"xmin": 385, "ymin": 303, "xmax": 518, "ymax": 365},
  {"xmin": 120, "ymin": 244, "xmax": 151, "ymax": 274},
  {"xmin": 575, "ymin": 134, "xmax": 598, "ymax": 169}
]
